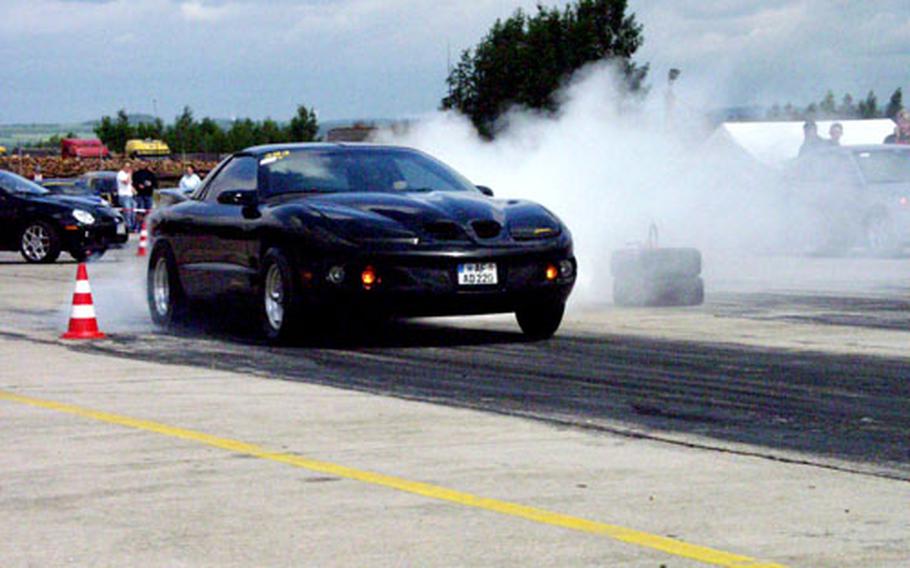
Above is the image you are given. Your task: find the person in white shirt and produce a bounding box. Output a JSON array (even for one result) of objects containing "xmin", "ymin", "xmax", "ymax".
[
  {"xmin": 116, "ymin": 162, "xmax": 137, "ymax": 231},
  {"xmin": 179, "ymin": 165, "xmax": 202, "ymax": 194}
]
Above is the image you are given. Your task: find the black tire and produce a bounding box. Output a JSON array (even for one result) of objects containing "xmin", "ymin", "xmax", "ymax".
[
  {"xmin": 260, "ymin": 248, "xmax": 303, "ymax": 343},
  {"xmin": 147, "ymin": 243, "xmax": 188, "ymax": 327},
  {"xmin": 613, "ymin": 276, "xmax": 704, "ymax": 307},
  {"xmin": 516, "ymin": 300, "xmax": 565, "ymax": 340},
  {"xmin": 610, "ymin": 248, "xmax": 702, "ymax": 280},
  {"xmin": 19, "ymin": 220, "xmax": 62, "ymax": 263}
]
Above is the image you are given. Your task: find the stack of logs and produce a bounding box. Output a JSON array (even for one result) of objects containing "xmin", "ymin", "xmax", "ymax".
[{"xmin": 0, "ymin": 156, "xmax": 220, "ymax": 182}]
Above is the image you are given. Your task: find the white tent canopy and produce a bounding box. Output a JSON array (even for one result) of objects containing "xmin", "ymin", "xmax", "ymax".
[{"xmin": 711, "ymin": 119, "xmax": 895, "ymax": 166}]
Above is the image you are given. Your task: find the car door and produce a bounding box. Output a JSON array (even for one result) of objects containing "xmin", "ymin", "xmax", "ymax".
[{"xmin": 178, "ymin": 155, "xmax": 260, "ymax": 297}]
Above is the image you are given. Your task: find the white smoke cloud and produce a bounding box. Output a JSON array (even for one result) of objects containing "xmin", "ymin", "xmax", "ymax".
[{"xmin": 377, "ymin": 62, "xmax": 800, "ymax": 305}]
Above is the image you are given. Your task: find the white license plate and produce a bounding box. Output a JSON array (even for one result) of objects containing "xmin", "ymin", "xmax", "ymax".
[
  {"xmin": 116, "ymin": 222, "xmax": 127, "ymax": 235},
  {"xmin": 457, "ymin": 262, "xmax": 497, "ymax": 286}
]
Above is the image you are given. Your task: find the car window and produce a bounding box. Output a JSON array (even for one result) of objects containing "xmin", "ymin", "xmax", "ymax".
[
  {"xmin": 205, "ymin": 156, "xmax": 258, "ymax": 202},
  {"xmin": 853, "ymin": 149, "xmax": 910, "ymax": 184},
  {"xmin": 262, "ymin": 152, "xmax": 351, "ymax": 196},
  {"xmin": 259, "ymin": 148, "xmax": 476, "ymax": 197},
  {"xmin": 389, "ymin": 155, "xmax": 467, "ymax": 192}
]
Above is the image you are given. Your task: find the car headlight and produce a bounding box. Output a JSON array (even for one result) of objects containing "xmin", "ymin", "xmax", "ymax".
[{"xmin": 72, "ymin": 209, "xmax": 96, "ymax": 225}]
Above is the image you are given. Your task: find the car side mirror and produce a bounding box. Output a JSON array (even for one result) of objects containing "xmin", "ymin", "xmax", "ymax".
[
  {"xmin": 476, "ymin": 185, "xmax": 494, "ymax": 197},
  {"xmin": 217, "ymin": 189, "xmax": 258, "ymax": 207}
]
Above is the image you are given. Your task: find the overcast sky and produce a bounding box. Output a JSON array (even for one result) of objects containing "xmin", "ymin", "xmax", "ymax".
[{"xmin": 0, "ymin": 0, "xmax": 907, "ymax": 124}]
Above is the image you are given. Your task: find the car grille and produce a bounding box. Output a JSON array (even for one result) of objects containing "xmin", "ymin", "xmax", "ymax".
[
  {"xmin": 471, "ymin": 220, "xmax": 502, "ymax": 239},
  {"xmin": 424, "ymin": 221, "xmax": 469, "ymax": 241}
]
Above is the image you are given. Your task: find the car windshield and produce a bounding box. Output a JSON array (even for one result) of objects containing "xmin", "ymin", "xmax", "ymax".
[
  {"xmin": 0, "ymin": 171, "xmax": 49, "ymax": 195},
  {"xmin": 853, "ymin": 149, "xmax": 910, "ymax": 184},
  {"xmin": 259, "ymin": 148, "xmax": 478, "ymax": 198}
]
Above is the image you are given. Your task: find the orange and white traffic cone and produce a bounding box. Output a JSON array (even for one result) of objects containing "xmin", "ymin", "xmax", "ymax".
[
  {"xmin": 61, "ymin": 263, "xmax": 106, "ymax": 340},
  {"xmin": 136, "ymin": 221, "xmax": 148, "ymax": 257}
]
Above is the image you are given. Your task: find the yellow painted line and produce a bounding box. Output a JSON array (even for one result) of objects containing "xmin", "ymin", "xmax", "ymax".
[{"xmin": 0, "ymin": 389, "xmax": 784, "ymax": 567}]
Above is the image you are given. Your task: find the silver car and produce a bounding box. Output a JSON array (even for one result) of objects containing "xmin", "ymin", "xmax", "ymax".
[{"xmin": 790, "ymin": 144, "xmax": 910, "ymax": 254}]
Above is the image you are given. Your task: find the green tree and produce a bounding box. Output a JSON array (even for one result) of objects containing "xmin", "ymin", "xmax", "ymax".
[
  {"xmin": 94, "ymin": 109, "xmax": 135, "ymax": 153},
  {"xmin": 286, "ymin": 105, "xmax": 319, "ymax": 142},
  {"xmin": 885, "ymin": 87, "xmax": 903, "ymax": 120},
  {"xmin": 442, "ymin": 0, "xmax": 647, "ymax": 137},
  {"xmin": 165, "ymin": 106, "xmax": 199, "ymax": 156},
  {"xmin": 858, "ymin": 90, "xmax": 879, "ymax": 118},
  {"xmin": 819, "ymin": 90, "xmax": 836, "ymax": 117},
  {"xmin": 198, "ymin": 118, "xmax": 228, "ymax": 153},
  {"xmin": 135, "ymin": 118, "xmax": 164, "ymax": 140},
  {"xmin": 766, "ymin": 103, "xmax": 782, "ymax": 120},
  {"xmin": 839, "ymin": 93, "xmax": 856, "ymax": 118}
]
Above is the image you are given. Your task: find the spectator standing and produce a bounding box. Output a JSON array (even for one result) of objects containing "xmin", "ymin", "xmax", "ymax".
[
  {"xmin": 132, "ymin": 165, "xmax": 158, "ymax": 219},
  {"xmin": 179, "ymin": 165, "xmax": 202, "ymax": 194},
  {"xmin": 32, "ymin": 165, "xmax": 43, "ymax": 183},
  {"xmin": 798, "ymin": 120, "xmax": 824, "ymax": 157},
  {"xmin": 884, "ymin": 109, "xmax": 910, "ymax": 144},
  {"xmin": 117, "ymin": 162, "xmax": 137, "ymax": 231},
  {"xmin": 828, "ymin": 122, "xmax": 843, "ymax": 146}
]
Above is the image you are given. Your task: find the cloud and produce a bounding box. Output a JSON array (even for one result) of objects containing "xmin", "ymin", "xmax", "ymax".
[
  {"xmin": 631, "ymin": 0, "xmax": 910, "ymax": 107},
  {"xmin": 179, "ymin": 0, "xmax": 237, "ymax": 23},
  {"xmin": 0, "ymin": 0, "xmax": 906, "ymax": 123}
]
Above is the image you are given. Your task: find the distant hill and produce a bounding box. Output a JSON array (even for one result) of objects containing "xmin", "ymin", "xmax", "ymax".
[{"xmin": 0, "ymin": 122, "xmax": 96, "ymax": 147}]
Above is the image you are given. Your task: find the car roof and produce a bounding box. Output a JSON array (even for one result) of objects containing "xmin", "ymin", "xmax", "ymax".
[
  {"xmin": 80, "ymin": 171, "xmax": 118, "ymax": 178},
  {"xmin": 825, "ymin": 144, "xmax": 910, "ymax": 154},
  {"xmin": 241, "ymin": 142, "xmax": 408, "ymax": 156}
]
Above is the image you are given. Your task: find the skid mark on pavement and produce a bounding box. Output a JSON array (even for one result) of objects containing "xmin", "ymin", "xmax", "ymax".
[{"xmin": 0, "ymin": 389, "xmax": 784, "ymax": 568}]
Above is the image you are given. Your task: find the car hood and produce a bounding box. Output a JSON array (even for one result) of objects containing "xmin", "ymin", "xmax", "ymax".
[
  {"xmin": 291, "ymin": 191, "xmax": 563, "ymax": 244},
  {"xmin": 32, "ymin": 194, "xmax": 119, "ymax": 217}
]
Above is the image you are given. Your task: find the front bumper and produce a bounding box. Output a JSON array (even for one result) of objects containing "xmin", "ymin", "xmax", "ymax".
[
  {"xmin": 63, "ymin": 217, "xmax": 129, "ymax": 252},
  {"xmin": 294, "ymin": 248, "xmax": 577, "ymax": 317}
]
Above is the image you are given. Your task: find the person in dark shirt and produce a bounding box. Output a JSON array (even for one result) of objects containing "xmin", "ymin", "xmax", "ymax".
[
  {"xmin": 798, "ymin": 120, "xmax": 824, "ymax": 157},
  {"xmin": 132, "ymin": 165, "xmax": 158, "ymax": 222},
  {"xmin": 883, "ymin": 109, "xmax": 910, "ymax": 144}
]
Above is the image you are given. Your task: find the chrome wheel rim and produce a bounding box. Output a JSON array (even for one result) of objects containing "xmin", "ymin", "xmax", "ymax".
[
  {"xmin": 153, "ymin": 258, "xmax": 171, "ymax": 317},
  {"xmin": 22, "ymin": 224, "xmax": 50, "ymax": 261},
  {"xmin": 265, "ymin": 264, "xmax": 284, "ymax": 331}
]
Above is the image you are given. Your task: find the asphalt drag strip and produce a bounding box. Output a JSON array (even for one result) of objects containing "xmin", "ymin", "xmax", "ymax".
[{"xmin": 68, "ymin": 310, "xmax": 910, "ymax": 482}]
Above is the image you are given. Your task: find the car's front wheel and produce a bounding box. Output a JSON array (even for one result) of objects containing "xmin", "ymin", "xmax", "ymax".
[
  {"xmin": 864, "ymin": 214, "xmax": 898, "ymax": 256},
  {"xmin": 20, "ymin": 221, "xmax": 61, "ymax": 263},
  {"xmin": 516, "ymin": 300, "xmax": 565, "ymax": 340},
  {"xmin": 147, "ymin": 244, "xmax": 187, "ymax": 327},
  {"xmin": 260, "ymin": 248, "xmax": 303, "ymax": 343}
]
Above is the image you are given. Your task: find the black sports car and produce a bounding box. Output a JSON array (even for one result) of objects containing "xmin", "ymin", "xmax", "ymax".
[
  {"xmin": 146, "ymin": 144, "xmax": 576, "ymax": 340},
  {"xmin": 0, "ymin": 170, "xmax": 128, "ymax": 263}
]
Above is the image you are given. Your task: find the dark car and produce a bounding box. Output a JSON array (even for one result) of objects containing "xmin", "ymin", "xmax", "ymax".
[
  {"xmin": 0, "ymin": 170, "xmax": 128, "ymax": 263},
  {"xmin": 147, "ymin": 144, "xmax": 576, "ymax": 340},
  {"xmin": 41, "ymin": 178, "xmax": 108, "ymax": 205},
  {"xmin": 75, "ymin": 171, "xmax": 120, "ymax": 206},
  {"xmin": 790, "ymin": 145, "xmax": 910, "ymax": 253}
]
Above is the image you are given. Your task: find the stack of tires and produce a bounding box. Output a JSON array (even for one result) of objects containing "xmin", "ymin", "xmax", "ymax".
[{"xmin": 610, "ymin": 247, "xmax": 704, "ymax": 307}]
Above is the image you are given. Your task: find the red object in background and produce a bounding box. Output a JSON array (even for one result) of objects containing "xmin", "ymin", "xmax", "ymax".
[
  {"xmin": 60, "ymin": 138, "xmax": 111, "ymax": 159},
  {"xmin": 136, "ymin": 221, "xmax": 148, "ymax": 257},
  {"xmin": 61, "ymin": 263, "xmax": 106, "ymax": 340}
]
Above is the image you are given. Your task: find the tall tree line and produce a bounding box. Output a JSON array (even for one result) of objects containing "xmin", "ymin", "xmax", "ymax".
[
  {"xmin": 94, "ymin": 105, "xmax": 319, "ymax": 154},
  {"xmin": 442, "ymin": 0, "xmax": 648, "ymax": 138},
  {"xmin": 766, "ymin": 88, "xmax": 904, "ymax": 121}
]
